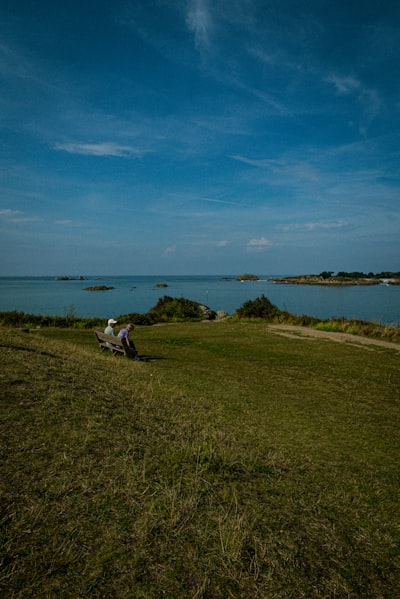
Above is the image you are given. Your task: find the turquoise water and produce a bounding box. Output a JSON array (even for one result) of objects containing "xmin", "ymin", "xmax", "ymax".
[{"xmin": 0, "ymin": 275, "xmax": 399, "ymax": 325}]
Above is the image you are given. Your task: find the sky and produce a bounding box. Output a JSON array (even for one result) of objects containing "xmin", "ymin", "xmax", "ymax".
[{"xmin": 1, "ymin": 0, "xmax": 399, "ymax": 276}]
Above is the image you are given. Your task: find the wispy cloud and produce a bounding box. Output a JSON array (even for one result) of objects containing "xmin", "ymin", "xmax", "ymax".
[
  {"xmin": 54, "ymin": 142, "xmax": 146, "ymax": 157},
  {"xmin": 279, "ymin": 220, "xmax": 348, "ymax": 232},
  {"xmin": 0, "ymin": 41, "xmax": 40, "ymax": 82},
  {"xmin": 0, "ymin": 209, "xmax": 40, "ymax": 223},
  {"xmin": 186, "ymin": 0, "xmax": 213, "ymax": 51},
  {"xmin": 232, "ymin": 155, "xmax": 320, "ymax": 182},
  {"xmin": 326, "ymin": 75, "xmax": 361, "ymax": 95},
  {"xmin": 325, "ymin": 74, "xmax": 382, "ymax": 134},
  {"xmin": 55, "ymin": 219, "xmax": 86, "ymax": 226},
  {"xmin": 246, "ymin": 237, "xmax": 274, "ymax": 252},
  {"xmin": 201, "ymin": 197, "xmax": 237, "ymax": 206},
  {"xmin": 0, "ymin": 209, "xmax": 22, "ymax": 218}
]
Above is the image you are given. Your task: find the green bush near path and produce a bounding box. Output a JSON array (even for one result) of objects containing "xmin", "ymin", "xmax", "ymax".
[
  {"xmin": 233, "ymin": 293, "xmax": 280, "ymax": 320},
  {"xmin": 1, "ymin": 322, "xmax": 399, "ymax": 597}
]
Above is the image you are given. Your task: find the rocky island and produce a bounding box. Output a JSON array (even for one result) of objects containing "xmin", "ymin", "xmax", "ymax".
[
  {"xmin": 272, "ymin": 271, "xmax": 400, "ymax": 286},
  {"xmin": 236, "ymin": 274, "xmax": 259, "ymax": 281},
  {"xmin": 83, "ymin": 285, "xmax": 115, "ymax": 291},
  {"xmin": 55, "ymin": 276, "xmax": 85, "ymax": 281}
]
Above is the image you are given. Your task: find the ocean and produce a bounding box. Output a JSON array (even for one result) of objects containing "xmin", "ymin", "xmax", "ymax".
[{"xmin": 0, "ymin": 275, "xmax": 399, "ymax": 325}]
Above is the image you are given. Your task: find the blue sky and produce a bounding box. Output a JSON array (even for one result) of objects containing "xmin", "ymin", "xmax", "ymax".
[{"xmin": 1, "ymin": 0, "xmax": 399, "ymax": 276}]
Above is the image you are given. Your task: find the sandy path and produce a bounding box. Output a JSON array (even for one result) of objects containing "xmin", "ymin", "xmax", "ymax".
[{"xmin": 267, "ymin": 324, "xmax": 400, "ymax": 353}]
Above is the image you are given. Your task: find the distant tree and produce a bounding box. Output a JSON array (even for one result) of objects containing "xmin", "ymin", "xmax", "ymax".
[
  {"xmin": 319, "ymin": 271, "xmax": 334, "ymax": 279},
  {"xmin": 337, "ymin": 271, "xmax": 366, "ymax": 279}
]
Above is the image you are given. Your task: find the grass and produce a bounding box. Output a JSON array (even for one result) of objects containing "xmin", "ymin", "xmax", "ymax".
[
  {"xmin": 1, "ymin": 322, "xmax": 400, "ymax": 598},
  {"xmin": 312, "ymin": 317, "xmax": 400, "ymax": 342}
]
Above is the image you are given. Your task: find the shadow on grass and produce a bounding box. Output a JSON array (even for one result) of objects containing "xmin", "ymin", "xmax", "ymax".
[
  {"xmin": 134, "ymin": 355, "xmax": 164, "ymax": 362},
  {"xmin": 0, "ymin": 342, "xmax": 58, "ymax": 358}
]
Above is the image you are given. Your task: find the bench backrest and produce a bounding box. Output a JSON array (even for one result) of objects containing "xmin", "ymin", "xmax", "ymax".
[{"xmin": 95, "ymin": 330, "xmax": 124, "ymax": 345}]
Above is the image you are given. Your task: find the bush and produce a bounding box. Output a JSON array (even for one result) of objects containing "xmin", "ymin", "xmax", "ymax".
[
  {"xmin": 234, "ymin": 295, "xmax": 280, "ymax": 320},
  {"xmin": 117, "ymin": 312, "xmax": 158, "ymax": 326},
  {"xmin": 149, "ymin": 296, "xmax": 215, "ymax": 322}
]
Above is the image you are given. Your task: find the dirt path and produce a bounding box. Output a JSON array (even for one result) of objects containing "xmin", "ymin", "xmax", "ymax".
[{"xmin": 267, "ymin": 324, "xmax": 400, "ymax": 353}]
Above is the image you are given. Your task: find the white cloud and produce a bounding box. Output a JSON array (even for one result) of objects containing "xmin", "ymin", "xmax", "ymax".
[
  {"xmin": 247, "ymin": 237, "xmax": 274, "ymax": 252},
  {"xmin": 163, "ymin": 244, "xmax": 176, "ymax": 255},
  {"xmin": 217, "ymin": 239, "xmax": 228, "ymax": 247},
  {"xmin": 54, "ymin": 142, "xmax": 145, "ymax": 157}
]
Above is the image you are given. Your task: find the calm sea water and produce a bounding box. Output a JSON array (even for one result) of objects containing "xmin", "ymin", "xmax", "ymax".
[{"xmin": 0, "ymin": 275, "xmax": 399, "ymax": 325}]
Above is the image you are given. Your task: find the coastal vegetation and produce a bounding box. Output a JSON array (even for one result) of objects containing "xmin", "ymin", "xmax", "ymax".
[
  {"xmin": 1, "ymin": 320, "xmax": 399, "ymax": 597},
  {"xmin": 0, "ymin": 291, "xmax": 399, "ymax": 342},
  {"xmin": 4, "ymin": 290, "xmax": 398, "ymax": 339}
]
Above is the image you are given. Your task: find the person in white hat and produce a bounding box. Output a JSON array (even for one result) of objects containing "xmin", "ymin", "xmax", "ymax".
[{"xmin": 104, "ymin": 318, "xmax": 118, "ymax": 336}]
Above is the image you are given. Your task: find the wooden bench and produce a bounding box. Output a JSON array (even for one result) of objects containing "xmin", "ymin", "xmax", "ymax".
[{"xmin": 94, "ymin": 331, "xmax": 135, "ymax": 358}]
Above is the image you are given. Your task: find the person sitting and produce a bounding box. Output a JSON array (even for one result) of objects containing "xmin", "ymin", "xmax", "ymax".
[
  {"xmin": 104, "ymin": 318, "xmax": 119, "ymax": 348},
  {"xmin": 104, "ymin": 318, "xmax": 118, "ymax": 336},
  {"xmin": 117, "ymin": 323, "xmax": 138, "ymax": 358}
]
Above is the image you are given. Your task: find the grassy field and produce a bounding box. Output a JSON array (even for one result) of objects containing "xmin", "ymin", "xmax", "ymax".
[{"xmin": 1, "ymin": 322, "xmax": 399, "ymax": 598}]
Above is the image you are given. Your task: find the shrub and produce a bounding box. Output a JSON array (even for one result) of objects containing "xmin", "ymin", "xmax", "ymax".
[
  {"xmin": 234, "ymin": 295, "xmax": 280, "ymax": 320},
  {"xmin": 117, "ymin": 312, "xmax": 158, "ymax": 326},
  {"xmin": 149, "ymin": 296, "xmax": 215, "ymax": 322}
]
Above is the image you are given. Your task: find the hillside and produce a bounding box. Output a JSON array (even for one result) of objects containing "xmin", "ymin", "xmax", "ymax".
[{"xmin": 1, "ymin": 323, "xmax": 400, "ymax": 598}]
